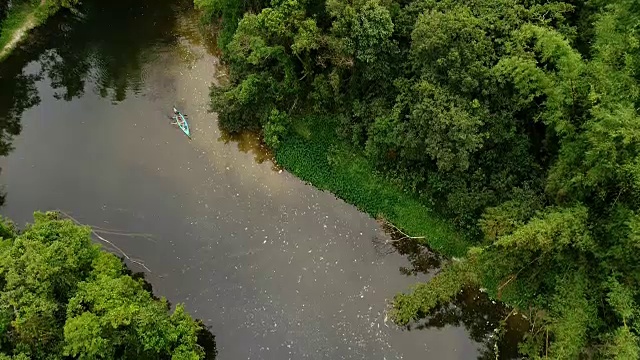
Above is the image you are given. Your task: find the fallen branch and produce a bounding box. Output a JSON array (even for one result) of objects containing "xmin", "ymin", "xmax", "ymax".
[
  {"xmin": 92, "ymin": 228, "xmax": 155, "ymax": 242},
  {"xmin": 383, "ymin": 237, "xmax": 422, "ymax": 244},
  {"xmin": 503, "ymin": 308, "xmax": 517, "ymax": 323},
  {"xmin": 57, "ymin": 210, "xmax": 152, "ymax": 273},
  {"xmin": 498, "ymin": 275, "xmax": 517, "ymax": 292},
  {"xmin": 377, "ymin": 217, "xmax": 425, "ymax": 243},
  {"xmin": 498, "ymin": 255, "xmax": 543, "ymax": 299}
]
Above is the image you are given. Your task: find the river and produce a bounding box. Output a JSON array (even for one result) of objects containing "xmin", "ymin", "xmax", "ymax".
[{"xmin": 0, "ymin": 0, "xmax": 524, "ymax": 358}]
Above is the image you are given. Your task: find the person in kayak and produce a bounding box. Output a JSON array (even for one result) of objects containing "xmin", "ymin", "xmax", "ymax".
[
  {"xmin": 171, "ymin": 107, "xmax": 183, "ymax": 125},
  {"xmin": 169, "ymin": 107, "xmax": 191, "ymax": 138}
]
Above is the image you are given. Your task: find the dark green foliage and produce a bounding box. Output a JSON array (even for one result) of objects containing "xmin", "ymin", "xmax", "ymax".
[
  {"xmin": 195, "ymin": 0, "xmax": 272, "ymax": 50},
  {"xmin": 207, "ymin": 0, "xmax": 640, "ymax": 356},
  {"xmin": 0, "ymin": 212, "xmax": 215, "ymax": 359},
  {"xmin": 209, "ymin": 0, "xmax": 318, "ymax": 132}
]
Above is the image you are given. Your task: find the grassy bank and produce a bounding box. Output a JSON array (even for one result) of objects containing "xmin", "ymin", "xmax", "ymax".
[
  {"xmin": 275, "ymin": 116, "xmax": 471, "ymax": 258},
  {"xmin": 0, "ymin": 0, "xmax": 55, "ymax": 61}
]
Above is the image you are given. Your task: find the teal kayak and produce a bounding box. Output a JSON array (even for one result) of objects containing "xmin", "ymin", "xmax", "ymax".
[{"xmin": 172, "ymin": 107, "xmax": 190, "ymax": 138}]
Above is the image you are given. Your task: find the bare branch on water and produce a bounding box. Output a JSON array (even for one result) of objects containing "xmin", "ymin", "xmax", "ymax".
[
  {"xmin": 57, "ymin": 210, "xmax": 152, "ymax": 273},
  {"xmin": 92, "ymin": 228, "xmax": 156, "ymax": 242},
  {"xmin": 377, "ymin": 217, "xmax": 426, "ymax": 243}
]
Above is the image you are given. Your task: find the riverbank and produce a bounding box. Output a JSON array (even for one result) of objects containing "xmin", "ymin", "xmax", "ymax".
[
  {"xmin": 0, "ymin": 0, "xmax": 503, "ymax": 356},
  {"xmin": 267, "ymin": 112, "xmax": 530, "ymax": 349},
  {"xmin": 274, "ymin": 116, "xmax": 471, "ymax": 258},
  {"xmin": 0, "ymin": 0, "xmax": 51, "ymax": 61},
  {"xmin": 0, "ymin": 0, "xmax": 523, "ymax": 356}
]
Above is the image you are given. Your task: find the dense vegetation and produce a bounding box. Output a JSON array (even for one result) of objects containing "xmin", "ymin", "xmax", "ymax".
[
  {"xmin": 0, "ymin": 212, "xmax": 216, "ymax": 359},
  {"xmin": 199, "ymin": 0, "xmax": 640, "ymax": 356}
]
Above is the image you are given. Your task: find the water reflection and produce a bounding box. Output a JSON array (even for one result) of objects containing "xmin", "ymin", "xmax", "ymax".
[
  {"xmin": 0, "ymin": 43, "xmax": 38, "ymax": 206},
  {"xmin": 218, "ymin": 129, "xmax": 278, "ymax": 169},
  {"xmin": 40, "ymin": 0, "xmax": 182, "ymax": 103},
  {"xmin": 0, "ymin": 0, "xmax": 219, "ymax": 356},
  {"xmin": 0, "ymin": 0, "xmax": 194, "ymax": 196},
  {"xmin": 0, "ymin": 69, "xmax": 34, "ymax": 151},
  {"xmin": 376, "ymin": 219, "xmax": 528, "ymax": 359},
  {"xmin": 374, "ymin": 217, "xmax": 443, "ymax": 275},
  {"xmin": 0, "ymin": 0, "xmax": 190, "ymax": 114},
  {"xmin": 408, "ymin": 286, "xmax": 528, "ymax": 359}
]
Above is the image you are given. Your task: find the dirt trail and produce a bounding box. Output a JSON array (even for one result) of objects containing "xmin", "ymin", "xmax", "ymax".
[{"xmin": 0, "ymin": 0, "xmax": 47, "ymax": 60}]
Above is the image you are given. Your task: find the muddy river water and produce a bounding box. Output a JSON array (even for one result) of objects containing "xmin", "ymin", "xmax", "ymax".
[{"xmin": 0, "ymin": 1, "xmax": 523, "ymax": 358}]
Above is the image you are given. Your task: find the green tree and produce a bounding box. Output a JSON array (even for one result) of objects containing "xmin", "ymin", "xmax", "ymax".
[
  {"xmin": 206, "ymin": 0, "xmax": 640, "ymax": 356},
  {"xmin": 391, "ymin": 0, "xmax": 640, "ymax": 357},
  {"xmin": 211, "ymin": 0, "xmax": 321, "ymax": 132},
  {"xmin": 0, "ymin": 212, "xmax": 216, "ymax": 359}
]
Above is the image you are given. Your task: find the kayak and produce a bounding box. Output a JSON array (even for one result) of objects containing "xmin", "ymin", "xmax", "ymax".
[{"xmin": 172, "ymin": 107, "xmax": 190, "ymax": 138}]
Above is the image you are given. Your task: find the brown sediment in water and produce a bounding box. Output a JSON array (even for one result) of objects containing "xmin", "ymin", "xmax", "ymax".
[
  {"xmin": 218, "ymin": 129, "xmax": 282, "ymax": 171},
  {"xmin": 174, "ymin": 5, "xmax": 222, "ymax": 58}
]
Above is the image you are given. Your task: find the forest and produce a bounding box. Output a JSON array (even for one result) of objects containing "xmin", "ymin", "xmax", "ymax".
[
  {"xmin": 197, "ymin": 0, "xmax": 640, "ymax": 357},
  {"xmin": 0, "ymin": 212, "xmax": 217, "ymax": 359}
]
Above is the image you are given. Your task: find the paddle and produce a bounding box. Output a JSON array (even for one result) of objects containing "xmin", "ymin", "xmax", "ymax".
[{"xmin": 172, "ymin": 106, "xmax": 188, "ymax": 117}]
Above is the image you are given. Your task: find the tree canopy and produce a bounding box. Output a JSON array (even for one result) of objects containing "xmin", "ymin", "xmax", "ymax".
[
  {"xmin": 203, "ymin": 0, "xmax": 640, "ymax": 356},
  {"xmin": 0, "ymin": 212, "xmax": 216, "ymax": 359}
]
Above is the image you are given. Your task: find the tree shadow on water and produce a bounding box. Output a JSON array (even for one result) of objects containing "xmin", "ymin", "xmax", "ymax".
[
  {"xmin": 0, "ymin": 0, "xmax": 194, "ymax": 208},
  {"xmin": 405, "ymin": 286, "xmax": 528, "ymax": 359},
  {"xmin": 374, "ymin": 220, "xmax": 528, "ymax": 359},
  {"xmin": 218, "ymin": 129, "xmax": 280, "ymax": 170},
  {"xmin": 195, "ymin": 320, "xmax": 218, "ymax": 359},
  {"xmin": 0, "ymin": 58, "xmax": 41, "ymax": 208},
  {"xmin": 36, "ymin": 0, "xmax": 185, "ymax": 103},
  {"xmin": 0, "ymin": 71, "xmax": 34, "ymax": 154},
  {"xmin": 373, "ymin": 218, "xmax": 442, "ymax": 276},
  {"xmin": 2, "ymin": 0, "xmax": 191, "ymax": 116}
]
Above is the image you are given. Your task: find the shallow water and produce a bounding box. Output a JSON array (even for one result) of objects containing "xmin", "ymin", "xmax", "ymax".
[{"xmin": 0, "ymin": 1, "xmax": 523, "ymax": 358}]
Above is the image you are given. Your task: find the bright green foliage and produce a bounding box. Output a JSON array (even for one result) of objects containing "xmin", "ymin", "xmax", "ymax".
[
  {"xmin": 207, "ymin": 0, "xmax": 640, "ymax": 356},
  {"xmin": 0, "ymin": 212, "xmax": 214, "ymax": 359},
  {"xmin": 601, "ymin": 277, "xmax": 640, "ymax": 359},
  {"xmin": 63, "ymin": 269, "xmax": 201, "ymax": 359},
  {"xmin": 391, "ymin": 260, "xmax": 477, "ymax": 325},
  {"xmin": 326, "ymin": 0, "xmax": 394, "ymax": 65},
  {"xmin": 263, "ymin": 109, "xmax": 291, "ymax": 149}
]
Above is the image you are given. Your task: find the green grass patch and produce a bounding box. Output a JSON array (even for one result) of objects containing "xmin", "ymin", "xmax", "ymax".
[
  {"xmin": 276, "ymin": 116, "xmax": 471, "ymax": 258},
  {"xmin": 0, "ymin": 1, "xmax": 39, "ymax": 52},
  {"xmin": 0, "ymin": 0, "xmax": 63, "ymax": 61}
]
